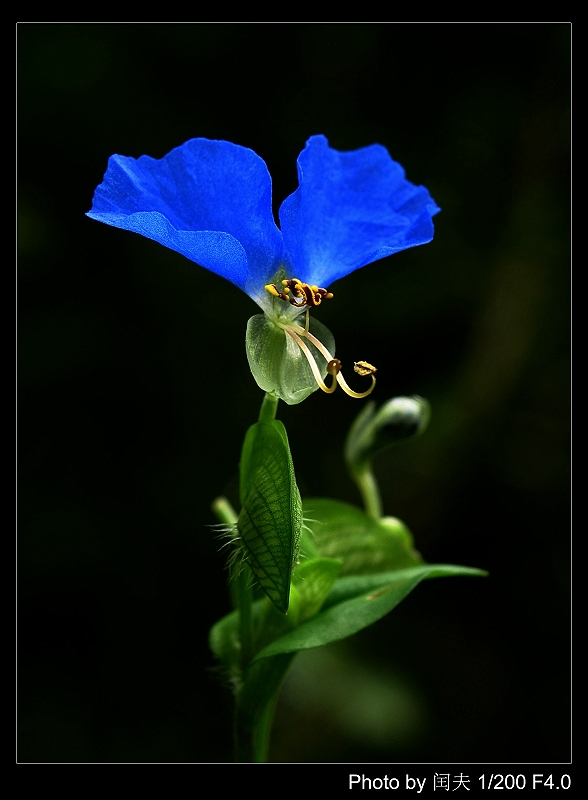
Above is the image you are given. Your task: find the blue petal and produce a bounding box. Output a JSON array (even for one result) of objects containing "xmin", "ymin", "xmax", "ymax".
[
  {"xmin": 279, "ymin": 135, "xmax": 441, "ymax": 288},
  {"xmin": 86, "ymin": 139, "xmax": 284, "ymax": 298}
]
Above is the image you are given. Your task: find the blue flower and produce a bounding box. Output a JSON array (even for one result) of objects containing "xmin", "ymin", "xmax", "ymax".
[
  {"xmin": 88, "ymin": 135, "xmax": 438, "ymax": 305},
  {"xmin": 87, "ymin": 135, "xmax": 439, "ymax": 402}
]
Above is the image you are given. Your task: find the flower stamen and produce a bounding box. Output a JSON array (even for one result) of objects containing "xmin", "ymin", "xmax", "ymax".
[
  {"xmin": 334, "ymin": 365, "xmax": 377, "ymax": 399},
  {"xmin": 265, "ymin": 278, "xmax": 333, "ymax": 308},
  {"xmin": 281, "ymin": 319, "xmax": 377, "ymax": 399},
  {"xmin": 268, "ymin": 277, "xmax": 376, "ymax": 398},
  {"xmin": 285, "ymin": 326, "xmax": 338, "ymax": 393}
]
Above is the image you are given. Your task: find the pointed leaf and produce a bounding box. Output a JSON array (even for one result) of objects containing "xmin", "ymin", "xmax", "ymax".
[{"xmin": 253, "ymin": 564, "xmax": 487, "ymax": 660}]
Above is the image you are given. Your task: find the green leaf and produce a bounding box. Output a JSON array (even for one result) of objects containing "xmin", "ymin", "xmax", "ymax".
[
  {"xmin": 245, "ymin": 313, "xmax": 336, "ymax": 405},
  {"xmin": 211, "ymin": 560, "xmax": 342, "ymax": 734},
  {"xmin": 293, "ymin": 557, "xmax": 343, "ymax": 622},
  {"xmin": 298, "ymin": 526, "xmax": 320, "ymax": 561},
  {"xmin": 238, "ymin": 420, "xmax": 302, "ymax": 614},
  {"xmin": 302, "ymin": 498, "xmax": 422, "ymax": 575},
  {"xmin": 210, "ymin": 559, "xmax": 341, "ymax": 670},
  {"xmin": 209, "ymin": 606, "xmax": 242, "ymax": 676},
  {"xmin": 210, "ymin": 601, "xmax": 296, "ymax": 743},
  {"xmin": 238, "ymin": 653, "xmax": 296, "ymax": 732},
  {"xmin": 253, "ymin": 564, "xmax": 487, "ymax": 661},
  {"xmin": 209, "ymin": 595, "xmax": 295, "ymax": 676}
]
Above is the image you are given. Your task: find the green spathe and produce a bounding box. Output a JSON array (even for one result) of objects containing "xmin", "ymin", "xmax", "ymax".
[{"xmin": 238, "ymin": 419, "xmax": 302, "ymax": 613}]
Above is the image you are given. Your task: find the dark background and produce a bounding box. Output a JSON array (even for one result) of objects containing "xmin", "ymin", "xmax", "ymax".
[{"xmin": 18, "ymin": 23, "xmax": 570, "ymax": 763}]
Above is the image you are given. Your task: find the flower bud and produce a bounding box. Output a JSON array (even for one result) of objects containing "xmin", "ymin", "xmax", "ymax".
[{"xmin": 345, "ymin": 396, "xmax": 430, "ymax": 472}]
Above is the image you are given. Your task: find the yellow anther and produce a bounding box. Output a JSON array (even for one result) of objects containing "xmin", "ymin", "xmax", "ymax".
[
  {"xmin": 267, "ymin": 277, "xmax": 334, "ymax": 309},
  {"xmin": 265, "ymin": 283, "xmax": 291, "ymax": 302},
  {"xmin": 354, "ymin": 361, "xmax": 377, "ymax": 377}
]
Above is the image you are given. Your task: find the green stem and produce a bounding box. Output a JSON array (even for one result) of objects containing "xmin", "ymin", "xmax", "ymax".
[
  {"xmin": 259, "ymin": 392, "xmax": 279, "ymax": 422},
  {"xmin": 211, "ymin": 496, "xmax": 254, "ymax": 667},
  {"xmin": 211, "ymin": 495, "xmax": 238, "ymax": 527},
  {"xmin": 233, "ymin": 699, "xmax": 276, "ymax": 763},
  {"xmin": 234, "ymin": 699, "xmax": 276, "ymax": 762},
  {"xmin": 213, "ymin": 393, "xmax": 286, "ymax": 762},
  {"xmin": 234, "ymin": 653, "xmax": 294, "ymax": 762},
  {"xmin": 211, "ymin": 496, "xmax": 241, "ymax": 610},
  {"xmin": 237, "ymin": 565, "xmax": 254, "ymax": 670},
  {"xmin": 252, "ymin": 692, "xmax": 280, "ymax": 762},
  {"xmin": 353, "ymin": 463, "xmax": 383, "ymax": 520}
]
